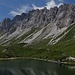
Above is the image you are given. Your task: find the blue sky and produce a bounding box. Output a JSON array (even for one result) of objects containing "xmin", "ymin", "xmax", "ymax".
[{"xmin": 0, "ymin": 0, "xmax": 75, "ymax": 21}]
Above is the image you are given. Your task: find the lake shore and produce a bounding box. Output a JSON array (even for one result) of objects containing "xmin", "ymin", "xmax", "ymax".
[{"xmin": 0, "ymin": 57, "xmax": 75, "ymax": 65}]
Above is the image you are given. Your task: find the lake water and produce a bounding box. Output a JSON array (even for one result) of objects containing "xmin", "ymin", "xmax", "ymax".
[{"xmin": 0, "ymin": 59, "xmax": 75, "ymax": 75}]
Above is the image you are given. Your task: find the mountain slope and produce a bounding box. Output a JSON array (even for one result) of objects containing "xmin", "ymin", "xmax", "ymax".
[
  {"xmin": 0, "ymin": 4, "xmax": 75, "ymax": 60},
  {"xmin": 0, "ymin": 4, "xmax": 75, "ymax": 48}
]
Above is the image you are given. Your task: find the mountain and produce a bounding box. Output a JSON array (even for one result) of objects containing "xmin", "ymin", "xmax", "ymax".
[
  {"xmin": 0, "ymin": 4, "xmax": 75, "ymax": 60},
  {"xmin": 0, "ymin": 4, "xmax": 75, "ymax": 51}
]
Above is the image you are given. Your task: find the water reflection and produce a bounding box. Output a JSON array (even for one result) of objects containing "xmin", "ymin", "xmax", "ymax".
[
  {"xmin": 0, "ymin": 68, "xmax": 57, "ymax": 75},
  {"xmin": 0, "ymin": 59, "xmax": 74, "ymax": 75}
]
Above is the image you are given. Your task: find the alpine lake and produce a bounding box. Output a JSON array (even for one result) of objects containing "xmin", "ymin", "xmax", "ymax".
[{"xmin": 0, "ymin": 59, "xmax": 75, "ymax": 75}]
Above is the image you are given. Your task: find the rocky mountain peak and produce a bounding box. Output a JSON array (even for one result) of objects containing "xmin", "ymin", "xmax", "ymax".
[
  {"xmin": 2, "ymin": 18, "xmax": 11, "ymax": 25},
  {"xmin": 0, "ymin": 4, "xmax": 75, "ymax": 46},
  {"xmin": 12, "ymin": 13, "xmax": 27, "ymax": 22},
  {"xmin": 1, "ymin": 4, "xmax": 75, "ymax": 32}
]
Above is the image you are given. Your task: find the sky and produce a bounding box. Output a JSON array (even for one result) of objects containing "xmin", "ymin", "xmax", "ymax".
[{"xmin": 0, "ymin": 0, "xmax": 75, "ymax": 21}]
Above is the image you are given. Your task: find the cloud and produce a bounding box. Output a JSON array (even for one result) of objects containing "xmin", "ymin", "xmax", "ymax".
[
  {"xmin": 9, "ymin": 5, "xmax": 32, "ymax": 17},
  {"xmin": 32, "ymin": 4, "xmax": 44, "ymax": 10},
  {"xmin": 9, "ymin": 0, "xmax": 63, "ymax": 17},
  {"xmin": 32, "ymin": 0, "xmax": 63, "ymax": 10},
  {"xmin": 45, "ymin": 0, "xmax": 56, "ymax": 9}
]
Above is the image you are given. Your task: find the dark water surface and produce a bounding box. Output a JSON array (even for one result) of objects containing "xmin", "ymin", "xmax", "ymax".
[{"xmin": 0, "ymin": 59, "xmax": 75, "ymax": 75}]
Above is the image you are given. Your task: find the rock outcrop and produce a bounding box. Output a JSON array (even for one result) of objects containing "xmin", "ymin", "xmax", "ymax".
[{"xmin": 0, "ymin": 4, "xmax": 75, "ymax": 45}]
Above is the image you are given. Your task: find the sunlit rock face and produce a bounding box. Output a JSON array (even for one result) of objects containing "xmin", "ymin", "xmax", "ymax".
[
  {"xmin": 55, "ymin": 4, "xmax": 75, "ymax": 28},
  {"xmin": 0, "ymin": 4, "xmax": 75, "ymax": 45},
  {"xmin": 1, "ymin": 4, "xmax": 75, "ymax": 31}
]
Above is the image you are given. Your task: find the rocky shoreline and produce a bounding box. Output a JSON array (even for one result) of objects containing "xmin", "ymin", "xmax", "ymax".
[{"xmin": 0, "ymin": 57, "xmax": 75, "ymax": 66}]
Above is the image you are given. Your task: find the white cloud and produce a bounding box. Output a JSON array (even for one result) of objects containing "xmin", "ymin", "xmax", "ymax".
[
  {"xmin": 57, "ymin": 3, "xmax": 63, "ymax": 7},
  {"xmin": 9, "ymin": 0, "xmax": 63, "ymax": 17},
  {"xmin": 45, "ymin": 0, "xmax": 56, "ymax": 9},
  {"xmin": 32, "ymin": 0, "xmax": 63, "ymax": 10},
  {"xmin": 32, "ymin": 4, "xmax": 44, "ymax": 10},
  {"xmin": 10, "ymin": 5, "xmax": 32, "ymax": 17}
]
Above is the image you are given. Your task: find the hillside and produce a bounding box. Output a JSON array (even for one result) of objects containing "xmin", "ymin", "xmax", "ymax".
[{"xmin": 0, "ymin": 4, "xmax": 75, "ymax": 61}]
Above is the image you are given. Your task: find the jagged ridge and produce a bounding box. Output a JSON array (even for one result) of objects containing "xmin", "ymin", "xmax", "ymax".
[{"xmin": 0, "ymin": 4, "xmax": 75, "ymax": 46}]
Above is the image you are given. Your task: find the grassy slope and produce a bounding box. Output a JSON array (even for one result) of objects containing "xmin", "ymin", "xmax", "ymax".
[
  {"xmin": 2, "ymin": 27, "xmax": 37, "ymax": 45},
  {"xmin": 0, "ymin": 24, "xmax": 75, "ymax": 61},
  {"xmin": 0, "ymin": 46, "xmax": 64, "ymax": 60},
  {"xmin": 48, "ymin": 24, "xmax": 75, "ymax": 57}
]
